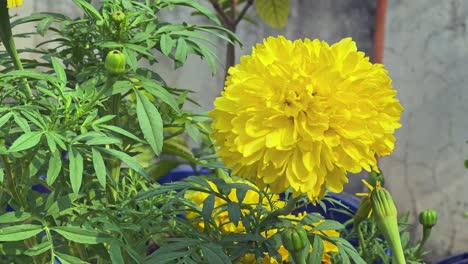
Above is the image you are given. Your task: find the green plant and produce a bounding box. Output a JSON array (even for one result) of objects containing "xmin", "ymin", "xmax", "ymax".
[{"xmin": 0, "ymin": 0, "xmax": 240, "ymax": 262}]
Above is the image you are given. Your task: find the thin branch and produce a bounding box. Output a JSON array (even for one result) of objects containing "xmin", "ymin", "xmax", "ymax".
[
  {"xmin": 235, "ymin": 0, "xmax": 254, "ymax": 26},
  {"xmin": 208, "ymin": 0, "xmax": 232, "ymax": 27}
]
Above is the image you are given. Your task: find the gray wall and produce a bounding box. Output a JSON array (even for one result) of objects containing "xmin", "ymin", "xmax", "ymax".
[{"xmin": 382, "ymin": 0, "xmax": 468, "ymax": 260}]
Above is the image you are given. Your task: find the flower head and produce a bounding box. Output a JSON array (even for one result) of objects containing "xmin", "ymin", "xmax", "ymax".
[
  {"xmin": 6, "ymin": 0, "xmax": 23, "ymax": 8},
  {"xmin": 210, "ymin": 36, "xmax": 403, "ymax": 202}
]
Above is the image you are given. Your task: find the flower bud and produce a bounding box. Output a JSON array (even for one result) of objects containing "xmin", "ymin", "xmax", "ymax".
[
  {"xmin": 419, "ymin": 209, "xmax": 437, "ymax": 228},
  {"xmin": 282, "ymin": 226, "xmax": 308, "ymax": 264},
  {"xmin": 112, "ymin": 11, "xmax": 126, "ymax": 23},
  {"xmin": 371, "ymin": 184, "xmax": 406, "ymax": 264},
  {"xmin": 105, "ymin": 50, "xmax": 126, "ymax": 74}
]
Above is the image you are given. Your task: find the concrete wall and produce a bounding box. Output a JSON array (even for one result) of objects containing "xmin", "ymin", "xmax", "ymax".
[{"xmin": 381, "ymin": 0, "xmax": 468, "ymax": 260}]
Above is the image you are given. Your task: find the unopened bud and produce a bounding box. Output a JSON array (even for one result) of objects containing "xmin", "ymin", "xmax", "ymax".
[
  {"xmin": 105, "ymin": 50, "xmax": 126, "ymax": 74},
  {"xmin": 419, "ymin": 209, "xmax": 437, "ymax": 229}
]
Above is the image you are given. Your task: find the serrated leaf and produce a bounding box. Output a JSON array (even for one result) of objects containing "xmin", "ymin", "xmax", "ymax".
[
  {"xmin": 51, "ymin": 57, "xmax": 67, "ymax": 84},
  {"xmin": 123, "ymin": 47, "xmax": 138, "ymax": 71},
  {"xmin": 200, "ymin": 244, "xmax": 231, "ymax": 264},
  {"xmin": 24, "ymin": 240, "xmax": 52, "ymax": 256},
  {"xmin": 56, "ymin": 252, "xmax": 90, "ymax": 264},
  {"xmin": 0, "ymin": 112, "xmax": 13, "ymax": 128},
  {"xmin": 98, "ymin": 147, "xmax": 149, "ymax": 178},
  {"xmin": 0, "ymin": 224, "xmax": 43, "ymax": 241},
  {"xmin": 160, "ymin": 34, "xmax": 174, "ymax": 56},
  {"xmin": 69, "ymin": 147, "xmax": 84, "ymax": 194},
  {"xmin": 201, "ymin": 194, "xmax": 215, "ymax": 222},
  {"xmin": 13, "ymin": 114, "xmax": 30, "ymax": 132},
  {"xmin": 255, "ymin": 0, "xmax": 290, "ymax": 29},
  {"xmin": 92, "ymin": 148, "xmax": 106, "ymax": 188},
  {"xmin": 175, "ymin": 38, "xmax": 188, "ymax": 65},
  {"xmin": 135, "ymin": 89, "xmax": 164, "ymax": 155},
  {"xmin": 138, "ymin": 79, "xmax": 180, "ymax": 112},
  {"xmin": 308, "ymin": 234, "xmax": 324, "ymax": 264},
  {"xmin": 312, "ymin": 220, "xmax": 344, "ymax": 231},
  {"xmin": 51, "ymin": 226, "xmax": 110, "ymax": 245},
  {"xmin": 0, "ymin": 212, "xmax": 32, "ymax": 224},
  {"xmin": 8, "ymin": 131, "xmax": 43, "ymax": 152},
  {"xmin": 47, "ymin": 150, "xmax": 62, "ymax": 185},
  {"xmin": 227, "ymin": 202, "xmax": 241, "ymax": 226}
]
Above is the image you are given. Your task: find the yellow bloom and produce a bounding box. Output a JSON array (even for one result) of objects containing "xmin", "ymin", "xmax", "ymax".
[
  {"xmin": 210, "ymin": 36, "xmax": 403, "ymax": 202},
  {"xmin": 7, "ymin": 0, "xmax": 23, "ymax": 8}
]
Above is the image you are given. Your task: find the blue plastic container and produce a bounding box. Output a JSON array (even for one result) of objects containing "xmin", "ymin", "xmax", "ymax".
[{"xmin": 434, "ymin": 253, "xmax": 468, "ymax": 264}]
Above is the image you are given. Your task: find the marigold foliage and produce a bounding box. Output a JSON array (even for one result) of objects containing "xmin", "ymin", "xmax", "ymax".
[
  {"xmin": 185, "ymin": 179, "xmax": 338, "ymax": 263},
  {"xmin": 210, "ymin": 36, "xmax": 403, "ymax": 202}
]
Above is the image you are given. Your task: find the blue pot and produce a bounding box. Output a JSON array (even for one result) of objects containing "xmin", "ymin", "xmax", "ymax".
[{"xmin": 434, "ymin": 253, "xmax": 468, "ymax": 264}]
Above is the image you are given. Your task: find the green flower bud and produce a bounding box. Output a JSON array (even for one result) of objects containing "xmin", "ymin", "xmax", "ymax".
[
  {"xmin": 105, "ymin": 50, "xmax": 126, "ymax": 74},
  {"xmin": 281, "ymin": 226, "xmax": 308, "ymax": 264},
  {"xmin": 368, "ymin": 170, "xmax": 385, "ymax": 187},
  {"xmin": 112, "ymin": 11, "xmax": 126, "ymax": 23},
  {"xmin": 419, "ymin": 209, "xmax": 437, "ymax": 228},
  {"xmin": 371, "ymin": 185, "xmax": 406, "ymax": 264}
]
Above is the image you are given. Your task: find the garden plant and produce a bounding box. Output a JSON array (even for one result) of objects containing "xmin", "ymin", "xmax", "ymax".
[{"xmin": 0, "ymin": 0, "xmax": 437, "ymax": 263}]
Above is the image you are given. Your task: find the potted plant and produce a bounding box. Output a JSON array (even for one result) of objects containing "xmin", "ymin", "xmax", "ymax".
[{"xmin": 0, "ymin": 0, "xmax": 437, "ymax": 263}]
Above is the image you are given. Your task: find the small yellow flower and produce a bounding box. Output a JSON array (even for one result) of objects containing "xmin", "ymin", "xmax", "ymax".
[
  {"xmin": 7, "ymin": 0, "xmax": 23, "ymax": 8},
  {"xmin": 210, "ymin": 36, "xmax": 403, "ymax": 203}
]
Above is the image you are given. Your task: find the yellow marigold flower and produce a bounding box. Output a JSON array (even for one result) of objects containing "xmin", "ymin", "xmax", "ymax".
[
  {"xmin": 6, "ymin": 0, "xmax": 23, "ymax": 8},
  {"xmin": 210, "ymin": 36, "xmax": 403, "ymax": 202}
]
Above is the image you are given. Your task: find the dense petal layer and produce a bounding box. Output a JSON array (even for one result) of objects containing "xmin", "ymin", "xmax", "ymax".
[{"xmin": 210, "ymin": 36, "xmax": 403, "ymax": 202}]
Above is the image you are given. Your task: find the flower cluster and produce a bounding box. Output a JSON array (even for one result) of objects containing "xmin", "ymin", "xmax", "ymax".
[{"xmin": 210, "ymin": 36, "xmax": 403, "ymax": 202}]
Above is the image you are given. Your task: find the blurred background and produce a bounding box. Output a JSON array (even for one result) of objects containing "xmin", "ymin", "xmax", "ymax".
[{"xmin": 9, "ymin": 0, "xmax": 468, "ymax": 261}]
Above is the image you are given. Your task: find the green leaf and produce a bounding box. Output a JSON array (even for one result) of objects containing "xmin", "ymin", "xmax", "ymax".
[
  {"xmin": 8, "ymin": 131, "xmax": 43, "ymax": 152},
  {"xmin": 0, "ymin": 212, "xmax": 32, "ymax": 224},
  {"xmin": 123, "ymin": 47, "xmax": 138, "ymax": 72},
  {"xmin": 160, "ymin": 34, "xmax": 174, "ymax": 56},
  {"xmin": 201, "ymin": 193, "xmax": 215, "ymax": 222},
  {"xmin": 166, "ymin": 0, "xmax": 220, "ymax": 25},
  {"xmin": 185, "ymin": 122, "xmax": 200, "ymax": 143},
  {"xmin": 51, "ymin": 57, "xmax": 67, "ymax": 84},
  {"xmin": 227, "ymin": 202, "xmax": 241, "ymax": 226},
  {"xmin": 51, "ymin": 226, "xmax": 110, "ymax": 245},
  {"xmin": 138, "ymin": 79, "xmax": 180, "ymax": 112},
  {"xmin": 56, "ymin": 251, "xmax": 90, "ymax": 264},
  {"xmin": 98, "ymin": 147, "xmax": 149, "ymax": 178},
  {"xmin": 37, "ymin": 16, "xmax": 54, "ymax": 36},
  {"xmin": 71, "ymin": 0, "xmax": 103, "ymax": 21},
  {"xmin": 311, "ymin": 219, "xmax": 344, "ymax": 231},
  {"xmin": 46, "ymin": 193, "xmax": 83, "ymax": 218},
  {"xmin": 47, "ymin": 150, "xmax": 62, "ymax": 185},
  {"xmin": 200, "ymin": 244, "xmax": 231, "ymax": 264},
  {"xmin": 13, "ymin": 113, "xmax": 30, "ymax": 132},
  {"xmin": 308, "ymin": 234, "xmax": 324, "ymax": 264},
  {"xmin": 255, "ymin": 0, "xmax": 290, "ymax": 29},
  {"xmin": 24, "ymin": 240, "xmax": 52, "ymax": 256},
  {"xmin": 0, "ymin": 224, "xmax": 43, "ymax": 241},
  {"xmin": 92, "ymin": 148, "xmax": 106, "ymax": 188},
  {"xmin": 100, "ymin": 124, "xmax": 145, "ymax": 143},
  {"xmin": 108, "ymin": 240, "xmax": 125, "ymax": 264},
  {"xmin": 0, "ymin": 112, "xmax": 13, "ymax": 128},
  {"xmin": 175, "ymin": 38, "xmax": 188, "ymax": 65},
  {"xmin": 69, "ymin": 147, "xmax": 84, "ymax": 194},
  {"xmin": 135, "ymin": 89, "xmax": 164, "ymax": 155},
  {"xmin": 28, "ymin": 150, "xmax": 46, "ymax": 178}
]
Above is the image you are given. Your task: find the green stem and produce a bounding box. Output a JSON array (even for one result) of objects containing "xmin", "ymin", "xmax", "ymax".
[
  {"xmin": 0, "ymin": 4, "xmax": 33, "ymax": 100},
  {"xmin": 415, "ymin": 227, "xmax": 431, "ymax": 258},
  {"xmin": 378, "ymin": 216, "xmax": 406, "ymax": 264},
  {"xmin": 356, "ymin": 222, "xmax": 365, "ymax": 255}
]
